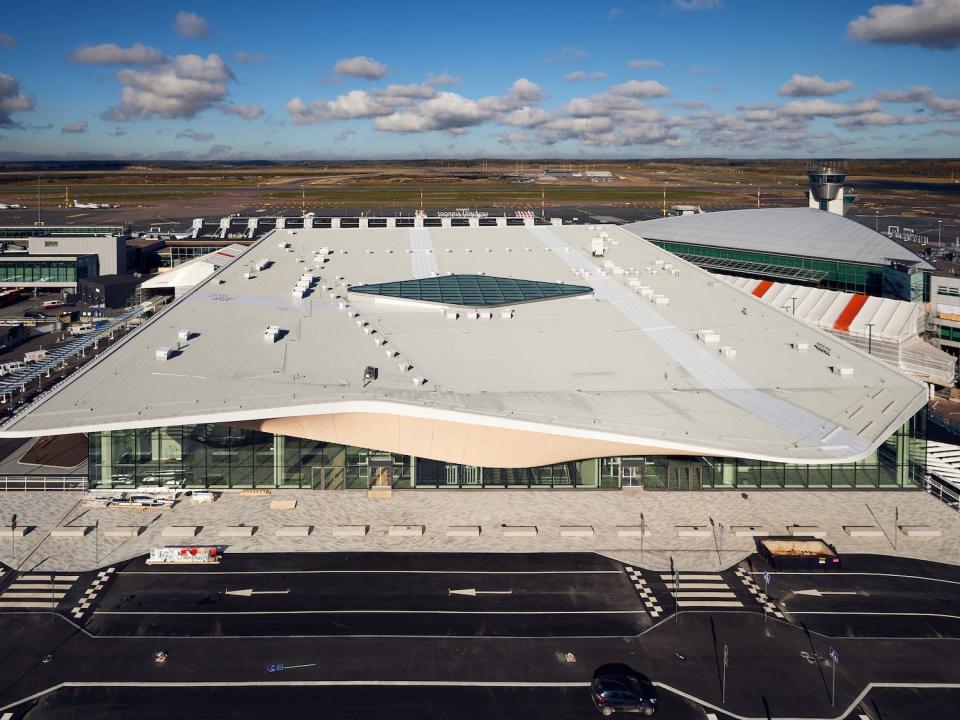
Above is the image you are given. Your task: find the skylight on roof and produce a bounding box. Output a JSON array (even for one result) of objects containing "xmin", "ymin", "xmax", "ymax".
[{"xmin": 348, "ymin": 274, "xmax": 592, "ymax": 308}]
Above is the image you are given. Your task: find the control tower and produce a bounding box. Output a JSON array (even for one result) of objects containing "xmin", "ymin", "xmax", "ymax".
[{"xmin": 807, "ymin": 161, "xmax": 848, "ymax": 216}]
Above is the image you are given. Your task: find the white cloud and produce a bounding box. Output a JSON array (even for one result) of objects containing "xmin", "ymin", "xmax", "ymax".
[
  {"xmin": 71, "ymin": 43, "xmax": 166, "ymax": 65},
  {"xmin": 835, "ymin": 111, "xmax": 928, "ymax": 127},
  {"xmin": 235, "ymin": 51, "xmax": 269, "ymax": 64},
  {"xmin": 333, "ymin": 128, "xmax": 355, "ymax": 143},
  {"xmin": 609, "ymin": 80, "xmax": 670, "ymax": 98},
  {"xmin": 628, "ymin": 59, "xmax": 663, "ymax": 69},
  {"xmin": 220, "ymin": 102, "xmax": 263, "ymax": 119},
  {"xmin": 103, "ymin": 53, "xmax": 234, "ymax": 121},
  {"xmin": 781, "ymin": 98, "xmax": 880, "ymax": 117},
  {"xmin": 61, "ymin": 120, "xmax": 88, "ymax": 134},
  {"xmin": 0, "ymin": 73, "xmax": 34, "ymax": 127},
  {"xmin": 875, "ymin": 85, "xmax": 934, "ymax": 102},
  {"xmin": 565, "ymin": 70, "xmax": 606, "ymax": 81},
  {"xmin": 174, "ymin": 11, "xmax": 209, "ymax": 39},
  {"xmin": 334, "ymin": 56, "xmax": 388, "ymax": 80},
  {"xmin": 426, "ymin": 72, "xmax": 460, "ymax": 87},
  {"xmin": 779, "ymin": 74, "xmax": 853, "ymax": 97},
  {"xmin": 502, "ymin": 106, "xmax": 553, "ymax": 127},
  {"xmin": 176, "ymin": 127, "xmax": 214, "ymax": 141},
  {"xmin": 674, "ymin": 0, "xmax": 721, "ymax": 9},
  {"xmin": 848, "ymin": 0, "xmax": 960, "ymax": 49},
  {"xmin": 0, "ymin": 33, "xmax": 16, "ymax": 49}
]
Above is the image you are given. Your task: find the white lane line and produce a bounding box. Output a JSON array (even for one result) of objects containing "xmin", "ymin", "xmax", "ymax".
[
  {"xmin": 751, "ymin": 571, "xmax": 960, "ymax": 587},
  {"xmin": 5, "ymin": 584, "xmax": 74, "ymax": 590},
  {"xmin": 676, "ymin": 600, "xmax": 743, "ymax": 608},
  {"xmin": 18, "ymin": 574, "xmax": 79, "ymax": 581},
  {"xmin": 93, "ymin": 609, "xmax": 648, "ymax": 616},
  {"xmin": 121, "ymin": 570, "xmax": 623, "ymax": 576},
  {"xmin": 790, "ymin": 611, "xmax": 960, "ymax": 620},
  {"xmin": 0, "ymin": 592, "xmax": 66, "ymax": 599},
  {"xmin": 0, "ymin": 681, "xmax": 592, "ymax": 713},
  {"xmin": 658, "ymin": 574, "xmax": 722, "ymax": 580},
  {"xmin": 670, "ymin": 582, "xmax": 732, "ymax": 590},
  {"xmin": 654, "ymin": 680, "xmax": 960, "ymax": 720},
  {"xmin": 670, "ymin": 592, "xmax": 738, "ymax": 599}
]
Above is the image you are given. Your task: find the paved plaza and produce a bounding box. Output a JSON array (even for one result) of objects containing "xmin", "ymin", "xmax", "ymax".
[{"xmin": 0, "ymin": 488, "xmax": 957, "ymax": 573}]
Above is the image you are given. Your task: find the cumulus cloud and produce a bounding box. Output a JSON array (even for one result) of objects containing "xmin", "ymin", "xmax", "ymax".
[
  {"xmin": 176, "ymin": 128, "xmax": 214, "ymax": 141},
  {"xmin": 286, "ymin": 82, "xmax": 438, "ymax": 124},
  {"xmin": 235, "ymin": 51, "xmax": 268, "ymax": 63},
  {"xmin": 847, "ymin": 0, "xmax": 960, "ymax": 49},
  {"xmin": 780, "ymin": 98, "xmax": 880, "ymax": 117},
  {"xmin": 103, "ymin": 53, "xmax": 234, "ymax": 121},
  {"xmin": 835, "ymin": 111, "xmax": 928, "ymax": 127},
  {"xmin": 333, "ymin": 128, "xmax": 355, "ymax": 143},
  {"xmin": 876, "ymin": 85, "xmax": 934, "ymax": 102},
  {"xmin": 174, "ymin": 11, "xmax": 209, "ymax": 39},
  {"xmin": 0, "ymin": 33, "xmax": 16, "ymax": 48},
  {"xmin": 61, "ymin": 120, "xmax": 88, "ymax": 134},
  {"xmin": 219, "ymin": 102, "xmax": 263, "ymax": 119},
  {"xmin": 426, "ymin": 72, "xmax": 460, "ymax": 87},
  {"xmin": 334, "ymin": 56, "xmax": 388, "ymax": 80},
  {"xmin": 0, "ymin": 73, "xmax": 34, "ymax": 128},
  {"xmin": 502, "ymin": 106, "xmax": 553, "ymax": 127},
  {"xmin": 564, "ymin": 70, "xmax": 606, "ymax": 81},
  {"xmin": 674, "ymin": 0, "xmax": 721, "ymax": 9},
  {"xmin": 628, "ymin": 59, "xmax": 663, "ymax": 69},
  {"xmin": 609, "ymin": 80, "xmax": 670, "ymax": 98},
  {"xmin": 71, "ymin": 42, "xmax": 166, "ymax": 65},
  {"xmin": 779, "ymin": 74, "xmax": 853, "ymax": 97}
]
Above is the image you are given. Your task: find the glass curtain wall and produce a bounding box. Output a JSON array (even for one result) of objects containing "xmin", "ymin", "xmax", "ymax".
[{"xmin": 88, "ymin": 413, "xmax": 925, "ymax": 491}]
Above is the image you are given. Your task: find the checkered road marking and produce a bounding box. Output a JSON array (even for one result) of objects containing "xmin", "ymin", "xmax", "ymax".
[
  {"xmin": 70, "ymin": 567, "xmax": 116, "ymax": 620},
  {"xmin": 624, "ymin": 566, "xmax": 663, "ymax": 618},
  {"xmin": 735, "ymin": 567, "xmax": 784, "ymax": 619}
]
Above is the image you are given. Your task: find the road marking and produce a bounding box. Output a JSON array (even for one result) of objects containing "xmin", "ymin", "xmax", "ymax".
[
  {"xmin": 624, "ymin": 567, "xmax": 662, "ymax": 619},
  {"xmin": 17, "ymin": 574, "xmax": 79, "ymax": 581},
  {"xmin": 790, "ymin": 611, "xmax": 960, "ymax": 621},
  {"xmin": 659, "ymin": 573, "xmax": 721, "ymax": 581},
  {"xmin": 793, "ymin": 589, "xmax": 858, "ymax": 597},
  {"xmin": 735, "ymin": 568, "xmax": 784, "ymax": 619},
  {"xmin": 0, "ymin": 680, "xmax": 593, "ymax": 712},
  {"xmin": 671, "ymin": 582, "xmax": 732, "ymax": 590},
  {"xmin": 0, "ymin": 592, "xmax": 66, "ymax": 599},
  {"xmin": 676, "ymin": 600, "xmax": 743, "ymax": 608},
  {"xmin": 122, "ymin": 569, "xmax": 622, "ymax": 576},
  {"xmin": 671, "ymin": 592, "xmax": 737, "ymax": 599},
  {"xmin": 225, "ymin": 589, "xmax": 291, "ymax": 597},
  {"xmin": 449, "ymin": 588, "xmax": 513, "ymax": 597},
  {"xmin": 4, "ymin": 584, "xmax": 74, "ymax": 591},
  {"xmin": 93, "ymin": 608, "xmax": 648, "ymax": 616},
  {"xmin": 751, "ymin": 571, "xmax": 960, "ymax": 587}
]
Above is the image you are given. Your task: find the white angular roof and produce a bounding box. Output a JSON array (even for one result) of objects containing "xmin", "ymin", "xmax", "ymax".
[
  {"xmin": 0, "ymin": 224, "xmax": 927, "ymax": 466},
  {"xmin": 626, "ymin": 208, "xmax": 934, "ymax": 270}
]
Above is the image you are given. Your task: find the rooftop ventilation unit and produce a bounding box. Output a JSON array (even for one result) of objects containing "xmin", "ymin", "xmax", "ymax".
[
  {"xmin": 719, "ymin": 346, "xmax": 737, "ymax": 358},
  {"xmin": 832, "ymin": 365, "xmax": 855, "ymax": 377},
  {"xmin": 155, "ymin": 347, "xmax": 173, "ymax": 361},
  {"xmin": 652, "ymin": 295, "xmax": 670, "ymax": 305},
  {"xmin": 697, "ymin": 329, "xmax": 720, "ymax": 343},
  {"xmin": 178, "ymin": 329, "xmax": 194, "ymax": 342},
  {"xmin": 792, "ymin": 342, "xmax": 809, "ymax": 352},
  {"xmin": 264, "ymin": 325, "xmax": 281, "ymax": 343}
]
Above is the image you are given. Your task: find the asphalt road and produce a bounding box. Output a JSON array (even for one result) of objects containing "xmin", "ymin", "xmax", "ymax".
[{"xmin": 2, "ymin": 552, "xmax": 960, "ymax": 719}]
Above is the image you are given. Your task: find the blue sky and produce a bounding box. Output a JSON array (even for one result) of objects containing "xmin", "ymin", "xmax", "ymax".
[{"xmin": 1, "ymin": 0, "xmax": 959, "ymax": 159}]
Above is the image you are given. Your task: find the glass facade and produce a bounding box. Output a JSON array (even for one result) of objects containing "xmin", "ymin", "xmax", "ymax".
[
  {"xmin": 87, "ymin": 412, "xmax": 926, "ymax": 491},
  {"xmin": 649, "ymin": 240, "xmax": 884, "ymax": 296},
  {"xmin": 0, "ymin": 256, "xmax": 96, "ymax": 284}
]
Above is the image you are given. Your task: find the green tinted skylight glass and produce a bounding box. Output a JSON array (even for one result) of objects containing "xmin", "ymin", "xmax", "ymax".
[{"xmin": 348, "ymin": 274, "xmax": 592, "ymax": 307}]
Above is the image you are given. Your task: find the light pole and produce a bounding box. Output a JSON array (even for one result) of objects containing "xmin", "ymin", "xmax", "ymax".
[
  {"xmin": 867, "ymin": 323, "xmax": 874, "ymax": 355},
  {"xmin": 939, "ymin": 220, "xmax": 943, "ymax": 247},
  {"xmin": 875, "ymin": 209, "xmax": 879, "ymax": 232},
  {"xmin": 640, "ymin": 512, "xmax": 645, "ymax": 567}
]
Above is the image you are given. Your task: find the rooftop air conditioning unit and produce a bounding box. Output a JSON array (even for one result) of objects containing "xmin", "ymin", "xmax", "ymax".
[
  {"xmin": 697, "ymin": 330, "xmax": 720, "ymax": 344},
  {"xmin": 155, "ymin": 347, "xmax": 172, "ymax": 361},
  {"xmin": 719, "ymin": 346, "xmax": 736, "ymax": 358},
  {"xmin": 177, "ymin": 329, "xmax": 193, "ymax": 342},
  {"xmin": 832, "ymin": 366, "xmax": 855, "ymax": 377},
  {"xmin": 792, "ymin": 342, "xmax": 809, "ymax": 352},
  {"xmin": 264, "ymin": 325, "xmax": 281, "ymax": 343}
]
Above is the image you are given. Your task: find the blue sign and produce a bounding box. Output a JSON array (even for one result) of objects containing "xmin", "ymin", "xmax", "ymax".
[
  {"xmin": 829, "ymin": 647, "xmax": 839, "ymax": 663},
  {"xmin": 267, "ymin": 663, "xmax": 284, "ymax": 673},
  {"xmin": 762, "ymin": 571, "xmax": 772, "ymax": 585}
]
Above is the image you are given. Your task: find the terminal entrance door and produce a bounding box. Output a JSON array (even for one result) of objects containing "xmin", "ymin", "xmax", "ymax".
[
  {"xmin": 312, "ymin": 467, "xmax": 345, "ymax": 490},
  {"xmin": 667, "ymin": 461, "xmax": 703, "ymax": 491},
  {"xmin": 369, "ymin": 458, "xmax": 393, "ymax": 490},
  {"xmin": 621, "ymin": 459, "xmax": 644, "ymax": 488}
]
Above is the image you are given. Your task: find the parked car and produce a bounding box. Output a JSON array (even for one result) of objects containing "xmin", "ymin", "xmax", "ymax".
[
  {"xmin": 591, "ymin": 674, "xmax": 658, "ymax": 716},
  {"xmin": 23, "ymin": 309, "xmax": 50, "ymax": 319}
]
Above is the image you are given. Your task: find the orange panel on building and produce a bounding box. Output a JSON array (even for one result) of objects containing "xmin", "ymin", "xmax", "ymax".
[
  {"xmin": 834, "ymin": 294, "xmax": 869, "ymax": 332},
  {"xmin": 752, "ymin": 280, "xmax": 775, "ymax": 298}
]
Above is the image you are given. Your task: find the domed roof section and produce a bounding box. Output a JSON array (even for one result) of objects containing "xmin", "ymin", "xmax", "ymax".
[{"xmin": 625, "ymin": 208, "xmax": 933, "ymax": 270}]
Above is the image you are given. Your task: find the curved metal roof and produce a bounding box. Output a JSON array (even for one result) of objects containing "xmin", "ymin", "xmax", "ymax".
[{"xmin": 625, "ymin": 208, "xmax": 934, "ymax": 270}]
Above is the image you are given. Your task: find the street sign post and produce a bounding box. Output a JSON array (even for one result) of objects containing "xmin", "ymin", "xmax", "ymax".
[
  {"xmin": 762, "ymin": 570, "xmax": 771, "ymax": 622},
  {"xmin": 640, "ymin": 512, "xmax": 645, "ymax": 566},
  {"xmin": 722, "ymin": 644, "xmax": 729, "ymax": 703},
  {"xmin": 10, "ymin": 514, "xmax": 16, "ymax": 564},
  {"xmin": 829, "ymin": 647, "xmax": 839, "ymax": 707},
  {"xmin": 717, "ymin": 521, "xmax": 724, "ymax": 565}
]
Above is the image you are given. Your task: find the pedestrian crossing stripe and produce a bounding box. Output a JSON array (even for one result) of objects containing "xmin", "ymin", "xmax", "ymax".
[
  {"xmin": 734, "ymin": 567, "xmax": 784, "ymax": 619},
  {"xmin": 70, "ymin": 567, "xmax": 116, "ymax": 620},
  {"xmin": 624, "ymin": 567, "xmax": 663, "ymax": 619}
]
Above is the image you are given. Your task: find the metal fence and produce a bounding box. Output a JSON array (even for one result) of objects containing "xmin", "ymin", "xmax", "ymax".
[{"xmin": 0, "ymin": 475, "xmax": 87, "ymax": 491}]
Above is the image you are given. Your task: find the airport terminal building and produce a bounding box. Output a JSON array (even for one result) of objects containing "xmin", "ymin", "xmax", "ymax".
[{"xmin": 0, "ymin": 221, "xmax": 928, "ymax": 492}]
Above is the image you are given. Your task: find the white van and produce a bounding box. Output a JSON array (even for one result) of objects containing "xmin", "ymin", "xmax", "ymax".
[
  {"xmin": 69, "ymin": 322, "xmax": 96, "ymax": 336},
  {"xmin": 0, "ymin": 361, "xmax": 25, "ymax": 377}
]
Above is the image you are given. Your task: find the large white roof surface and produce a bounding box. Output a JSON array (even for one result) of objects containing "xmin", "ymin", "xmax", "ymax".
[
  {"xmin": 626, "ymin": 208, "xmax": 934, "ymax": 270},
  {"xmin": 0, "ymin": 224, "xmax": 927, "ymax": 465}
]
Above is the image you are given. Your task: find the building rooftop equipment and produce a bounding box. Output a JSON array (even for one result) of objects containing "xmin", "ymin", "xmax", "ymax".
[{"xmin": 0, "ymin": 224, "xmax": 927, "ymax": 468}]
